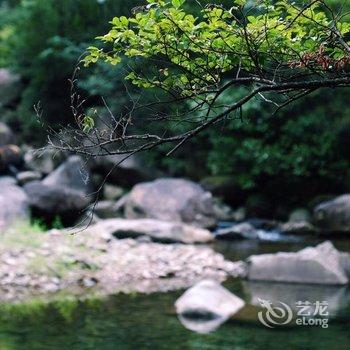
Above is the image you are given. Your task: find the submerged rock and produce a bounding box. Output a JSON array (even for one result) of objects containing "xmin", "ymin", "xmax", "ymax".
[
  {"xmin": 175, "ymin": 280, "xmax": 245, "ymax": 333},
  {"xmin": 93, "ymin": 218, "xmax": 214, "ymax": 244},
  {"xmin": 247, "ymin": 241, "xmax": 349, "ymax": 285},
  {"xmin": 122, "ymin": 178, "xmax": 217, "ymax": 228}
]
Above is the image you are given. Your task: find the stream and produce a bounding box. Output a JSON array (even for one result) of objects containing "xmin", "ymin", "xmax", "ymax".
[{"xmin": 0, "ymin": 233, "xmax": 349, "ymax": 349}]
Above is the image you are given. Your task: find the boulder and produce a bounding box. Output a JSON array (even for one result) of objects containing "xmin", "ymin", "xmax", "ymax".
[
  {"xmin": 43, "ymin": 156, "xmax": 92, "ymax": 193},
  {"xmin": 247, "ymin": 241, "xmax": 349, "ymax": 285},
  {"xmin": 0, "ymin": 122, "xmax": 14, "ymax": 147},
  {"xmin": 23, "ymin": 155, "xmax": 93, "ymax": 218},
  {"xmin": 23, "ymin": 181, "xmax": 91, "ymax": 216},
  {"xmin": 0, "ymin": 68, "xmax": 21, "ymax": 106},
  {"xmin": 280, "ymin": 208, "xmax": 316, "ymax": 234},
  {"xmin": 0, "ymin": 176, "xmax": 17, "ymax": 186},
  {"xmin": 122, "ymin": 178, "xmax": 217, "ymax": 228},
  {"xmin": 24, "ymin": 147, "xmax": 65, "ymax": 175},
  {"xmin": 93, "ymin": 218, "xmax": 214, "ymax": 244},
  {"xmin": 175, "ymin": 280, "xmax": 245, "ymax": 333},
  {"xmin": 89, "ymin": 153, "xmax": 153, "ymax": 187},
  {"xmin": 0, "ymin": 145, "xmax": 23, "ymax": 173},
  {"xmin": 314, "ymin": 195, "xmax": 350, "ymax": 232},
  {"xmin": 16, "ymin": 171, "xmax": 42, "ymax": 185},
  {"xmin": 0, "ymin": 181, "xmax": 30, "ymax": 230},
  {"xmin": 103, "ymin": 183, "xmax": 124, "ymax": 201},
  {"xmin": 91, "ymin": 200, "xmax": 122, "ymax": 219}
]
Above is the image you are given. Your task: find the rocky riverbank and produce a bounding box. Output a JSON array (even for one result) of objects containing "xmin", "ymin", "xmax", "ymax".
[{"xmin": 0, "ymin": 223, "xmax": 245, "ymax": 302}]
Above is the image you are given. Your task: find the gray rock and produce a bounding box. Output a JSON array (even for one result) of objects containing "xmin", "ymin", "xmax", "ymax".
[
  {"xmin": 43, "ymin": 156, "xmax": 92, "ymax": 194},
  {"xmin": 123, "ymin": 178, "xmax": 217, "ymax": 228},
  {"xmin": 92, "ymin": 200, "xmax": 122, "ymax": 219},
  {"xmin": 0, "ymin": 122, "xmax": 14, "ymax": 147},
  {"xmin": 0, "ymin": 182, "xmax": 30, "ymax": 230},
  {"xmin": 247, "ymin": 241, "xmax": 349, "ymax": 285},
  {"xmin": 24, "ymin": 147, "xmax": 65, "ymax": 175},
  {"xmin": 93, "ymin": 218, "xmax": 214, "ymax": 244},
  {"xmin": 22, "ymin": 156, "xmax": 93, "ymax": 217},
  {"xmin": 0, "ymin": 176, "xmax": 17, "ymax": 186},
  {"xmin": 16, "ymin": 171, "xmax": 42, "ymax": 185},
  {"xmin": 175, "ymin": 280, "xmax": 245, "ymax": 333},
  {"xmin": 103, "ymin": 183, "xmax": 124, "ymax": 201},
  {"xmin": 23, "ymin": 181, "xmax": 91, "ymax": 215},
  {"xmin": 90, "ymin": 153, "xmax": 153, "ymax": 187},
  {"xmin": 340, "ymin": 252, "xmax": 350, "ymax": 278},
  {"xmin": 314, "ymin": 195, "xmax": 350, "ymax": 232}
]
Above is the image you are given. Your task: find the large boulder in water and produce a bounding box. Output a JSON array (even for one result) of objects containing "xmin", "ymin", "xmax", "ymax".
[
  {"xmin": 175, "ymin": 280, "xmax": 245, "ymax": 333},
  {"xmin": 0, "ymin": 178, "xmax": 30, "ymax": 230},
  {"xmin": 23, "ymin": 156, "xmax": 92, "ymax": 220},
  {"xmin": 247, "ymin": 241, "xmax": 349, "ymax": 285},
  {"xmin": 122, "ymin": 178, "xmax": 217, "ymax": 228},
  {"xmin": 314, "ymin": 195, "xmax": 350, "ymax": 232}
]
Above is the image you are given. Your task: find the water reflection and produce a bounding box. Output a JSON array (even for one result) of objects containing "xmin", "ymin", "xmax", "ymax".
[{"xmin": 243, "ymin": 281, "xmax": 350, "ymax": 317}]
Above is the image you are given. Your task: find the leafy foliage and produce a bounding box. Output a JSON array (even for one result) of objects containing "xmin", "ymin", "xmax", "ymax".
[{"xmin": 85, "ymin": 0, "xmax": 350, "ymax": 97}]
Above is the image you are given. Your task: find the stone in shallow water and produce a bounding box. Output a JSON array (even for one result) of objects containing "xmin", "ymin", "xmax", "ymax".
[
  {"xmin": 247, "ymin": 241, "xmax": 349, "ymax": 285},
  {"xmin": 175, "ymin": 280, "xmax": 245, "ymax": 333}
]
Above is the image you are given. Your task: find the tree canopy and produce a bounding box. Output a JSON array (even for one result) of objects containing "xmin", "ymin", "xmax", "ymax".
[{"xmin": 62, "ymin": 0, "xmax": 350, "ymax": 158}]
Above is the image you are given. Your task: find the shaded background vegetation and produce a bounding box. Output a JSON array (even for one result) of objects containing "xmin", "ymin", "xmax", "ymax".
[{"xmin": 1, "ymin": 0, "xmax": 350, "ymax": 218}]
